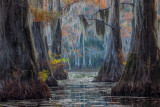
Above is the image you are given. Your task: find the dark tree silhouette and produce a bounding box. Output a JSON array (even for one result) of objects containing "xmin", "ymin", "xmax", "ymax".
[
  {"xmin": 0, "ymin": 0, "xmax": 51, "ymax": 101},
  {"xmin": 112, "ymin": 0, "xmax": 160, "ymax": 96},
  {"xmin": 94, "ymin": 0, "xmax": 123, "ymax": 82}
]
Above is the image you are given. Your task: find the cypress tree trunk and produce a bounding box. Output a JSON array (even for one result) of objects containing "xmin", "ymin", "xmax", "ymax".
[
  {"xmin": 32, "ymin": 19, "xmax": 58, "ymax": 87},
  {"xmin": 51, "ymin": 0, "xmax": 61, "ymax": 57},
  {"xmin": 32, "ymin": 22, "xmax": 50, "ymax": 71},
  {"xmin": 51, "ymin": 0, "xmax": 68, "ymax": 80},
  {"xmin": 51, "ymin": 19, "xmax": 62, "ymax": 58},
  {"xmin": 89, "ymin": 52, "xmax": 92, "ymax": 68},
  {"xmin": 93, "ymin": 0, "xmax": 123, "ymax": 82},
  {"xmin": 82, "ymin": 29, "xmax": 86, "ymax": 68},
  {"xmin": 30, "ymin": 0, "xmax": 49, "ymax": 70},
  {"xmin": 76, "ymin": 35, "xmax": 81, "ymax": 69},
  {"xmin": 29, "ymin": 0, "xmax": 50, "ymax": 71},
  {"xmin": 112, "ymin": 0, "xmax": 160, "ymax": 96},
  {"xmin": 129, "ymin": 0, "xmax": 135, "ymax": 52},
  {"xmin": 75, "ymin": 53, "xmax": 78, "ymax": 66},
  {"xmin": 39, "ymin": 0, "xmax": 58, "ymax": 87},
  {"xmin": 0, "ymin": 0, "xmax": 51, "ymax": 101}
]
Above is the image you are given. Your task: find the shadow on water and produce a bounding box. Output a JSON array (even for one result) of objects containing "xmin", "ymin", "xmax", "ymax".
[{"xmin": 0, "ymin": 71, "xmax": 160, "ymax": 107}]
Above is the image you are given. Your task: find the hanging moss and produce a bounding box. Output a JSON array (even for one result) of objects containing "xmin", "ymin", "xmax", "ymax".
[
  {"xmin": 120, "ymin": 4, "xmax": 125, "ymax": 16},
  {"xmin": 99, "ymin": 10, "xmax": 105, "ymax": 20},
  {"xmin": 96, "ymin": 9, "xmax": 110, "ymax": 24},
  {"xmin": 95, "ymin": 11, "xmax": 105, "ymax": 39},
  {"xmin": 95, "ymin": 9, "xmax": 110, "ymax": 40},
  {"xmin": 104, "ymin": 9, "xmax": 110, "ymax": 36},
  {"xmin": 95, "ymin": 20, "xmax": 105, "ymax": 39},
  {"xmin": 104, "ymin": 9, "xmax": 110, "ymax": 24},
  {"xmin": 79, "ymin": 15, "xmax": 88, "ymax": 35}
]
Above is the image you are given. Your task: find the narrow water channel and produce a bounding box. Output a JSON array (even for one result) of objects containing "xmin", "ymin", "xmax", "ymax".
[{"xmin": 0, "ymin": 71, "xmax": 160, "ymax": 107}]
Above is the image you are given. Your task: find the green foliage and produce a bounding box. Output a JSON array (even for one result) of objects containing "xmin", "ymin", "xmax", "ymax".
[
  {"xmin": 48, "ymin": 51, "xmax": 69, "ymax": 72},
  {"xmin": 39, "ymin": 69, "xmax": 49, "ymax": 82},
  {"xmin": 49, "ymin": 51, "xmax": 69, "ymax": 64},
  {"xmin": 38, "ymin": 51, "xmax": 68, "ymax": 82}
]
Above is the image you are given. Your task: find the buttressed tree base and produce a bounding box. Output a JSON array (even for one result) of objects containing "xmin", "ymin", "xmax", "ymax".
[
  {"xmin": 0, "ymin": 0, "xmax": 51, "ymax": 101},
  {"xmin": 112, "ymin": 0, "xmax": 160, "ymax": 97}
]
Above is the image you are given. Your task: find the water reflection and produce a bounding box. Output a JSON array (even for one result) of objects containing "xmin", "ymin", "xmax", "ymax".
[{"xmin": 0, "ymin": 71, "xmax": 160, "ymax": 107}]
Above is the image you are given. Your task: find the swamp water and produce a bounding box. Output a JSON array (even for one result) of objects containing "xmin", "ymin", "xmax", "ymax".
[{"xmin": 0, "ymin": 71, "xmax": 160, "ymax": 107}]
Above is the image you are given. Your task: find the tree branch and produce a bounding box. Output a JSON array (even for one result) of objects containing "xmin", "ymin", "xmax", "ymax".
[
  {"xmin": 62, "ymin": 0, "xmax": 79, "ymax": 11},
  {"xmin": 87, "ymin": 18, "xmax": 113, "ymax": 29},
  {"xmin": 93, "ymin": 2, "xmax": 134, "ymax": 17},
  {"xmin": 93, "ymin": 7, "xmax": 111, "ymax": 17},
  {"xmin": 120, "ymin": 2, "xmax": 134, "ymax": 6}
]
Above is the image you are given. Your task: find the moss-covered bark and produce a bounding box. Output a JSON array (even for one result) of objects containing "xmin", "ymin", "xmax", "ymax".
[
  {"xmin": 0, "ymin": 0, "xmax": 51, "ymax": 100},
  {"xmin": 32, "ymin": 22, "xmax": 50, "ymax": 71},
  {"xmin": 123, "ymin": 53, "xmax": 137, "ymax": 78},
  {"xmin": 30, "ymin": 0, "xmax": 58, "ymax": 86},
  {"xmin": 112, "ymin": 0, "xmax": 160, "ymax": 97},
  {"xmin": 51, "ymin": 0, "xmax": 68, "ymax": 80},
  {"xmin": 93, "ymin": 0, "xmax": 122, "ymax": 82}
]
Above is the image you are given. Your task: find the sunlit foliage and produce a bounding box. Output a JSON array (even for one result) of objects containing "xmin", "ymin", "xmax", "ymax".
[
  {"xmin": 39, "ymin": 69, "xmax": 49, "ymax": 81},
  {"xmin": 49, "ymin": 51, "xmax": 69, "ymax": 72},
  {"xmin": 30, "ymin": 6, "xmax": 61, "ymax": 24}
]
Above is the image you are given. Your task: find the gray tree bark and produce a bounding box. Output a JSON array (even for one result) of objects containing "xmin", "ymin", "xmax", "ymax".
[
  {"xmin": 93, "ymin": 0, "xmax": 123, "ymax": 82},
  {"xmin": 0, "ymin": 0, "xmax": 39, "ymax": 79},
  {"xmin": 51, "ymin": 0, "xmax": 68, "ymax": 80},
  {"xmin": 112, "ymin": 0, "xmax": 160, "ymax": 96},
  {"xmin": 0, "ymin": 0, "xmax": 51, "ymax": 101},
  {"xmin": 82, "ymin": 28, "xmax": 86, "ymax": 68},
  {"xmin": 32, "ymin": 22, "xmax": 50, "ymax": 71}
]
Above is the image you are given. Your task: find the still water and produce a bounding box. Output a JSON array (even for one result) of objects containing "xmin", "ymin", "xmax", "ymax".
[{"xmin": 0, "ymin": 71, "xmax": 160, "ymax": 107}]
